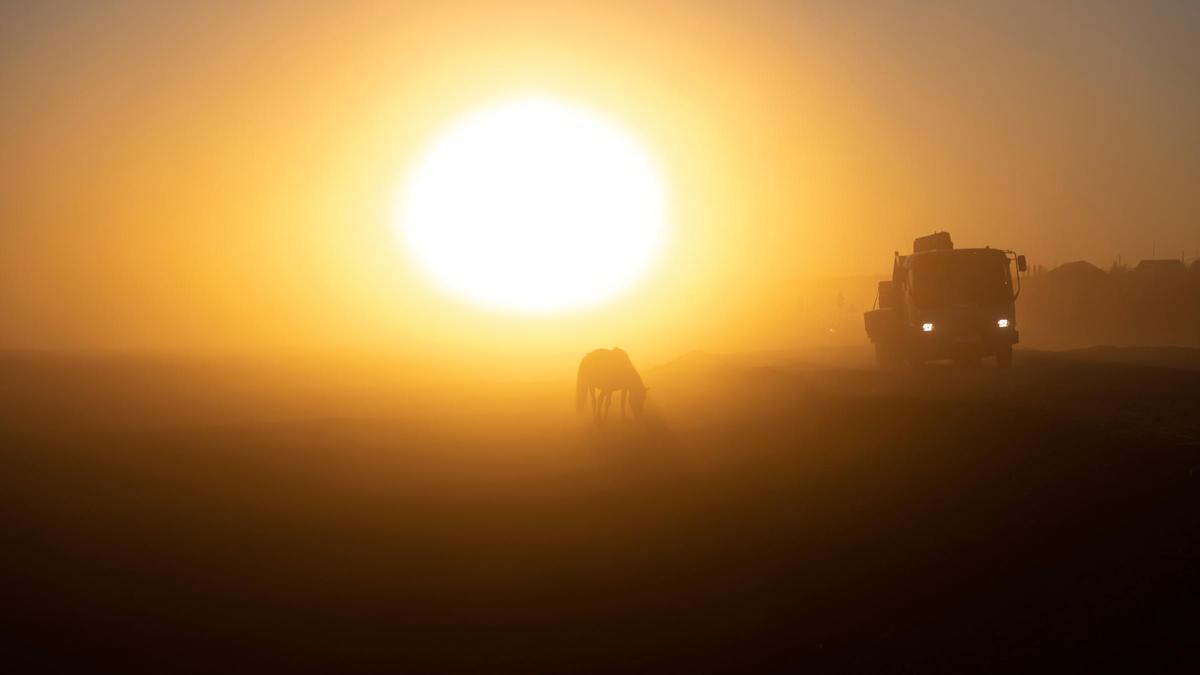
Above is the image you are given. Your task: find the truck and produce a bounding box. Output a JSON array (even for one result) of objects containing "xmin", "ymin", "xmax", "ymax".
[{"xmin": 864, "ymin": 232, "xmax": 1027, "ymax": 368}]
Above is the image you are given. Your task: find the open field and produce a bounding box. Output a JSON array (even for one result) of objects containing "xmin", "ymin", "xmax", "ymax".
[{"xmin": 3, "ymin": 347, "xmax": 1198, "ymax": 672}]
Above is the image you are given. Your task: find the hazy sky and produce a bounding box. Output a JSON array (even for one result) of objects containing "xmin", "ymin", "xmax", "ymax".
[{"xmin": 2, "ymin": 1, "xmax": 1197, "ymax": 361}]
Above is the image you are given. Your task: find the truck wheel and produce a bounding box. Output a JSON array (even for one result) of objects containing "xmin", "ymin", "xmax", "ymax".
[
  {"xmin": 904, "ymin": 351, "xmax": 923, "ymax": 369},
  {"xmin": 875, "ymin": 345, "xmax": 897, "ymax": 368},
  {"xmin": 876, "ymin": 344, "xmax": 912, "ymax": 369},
  {"xmin": 996, "ymin": 345, "xmax": 1013, "ymax": 369}
]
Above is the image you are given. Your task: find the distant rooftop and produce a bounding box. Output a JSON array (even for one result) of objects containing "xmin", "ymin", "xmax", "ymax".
[
  {"xmin": 1047, "ymin": 260, "xmax": 1106, "ymax": 277},
  {"xmin": 1134, "ymin": 259, "xmax": 1187, "ymax": 273}
]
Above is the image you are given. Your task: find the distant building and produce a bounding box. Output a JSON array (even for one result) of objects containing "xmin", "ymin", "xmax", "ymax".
[
  {"xmin": 1044, "ymin": 260, "xmax": 1109, "ymax": 288},
  {"xmin": 1134, "ymin": 259, "xmax": 1187, "ymax": 276},
  {"xmin": 1021, "ymin": 257, "xmax": 1199, "ymax": 349}
]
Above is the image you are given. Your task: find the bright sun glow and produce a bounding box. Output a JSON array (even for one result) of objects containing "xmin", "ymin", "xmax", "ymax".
[{"xmin": 399, "ymin": 98, "xmax": 668, "ymax": 313}]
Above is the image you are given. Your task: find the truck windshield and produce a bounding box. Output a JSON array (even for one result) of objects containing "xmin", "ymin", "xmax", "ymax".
[{"xmin": 911, "ymin": 252, "xmax": 1012, "ymax": 308}]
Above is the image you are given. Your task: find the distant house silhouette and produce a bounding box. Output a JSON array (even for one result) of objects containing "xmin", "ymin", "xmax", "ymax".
[
  {"xmin": 1020, "ymin": 258, "xmax": 1200, "ymax": 348},
  {"xmin": 1044, "ymin": 260, "xmax": 1109, "ymax": 288},
  {"xmin": 1134, "ymin": 259, "xmax": 1188, "ymax": 279},
  {"xmin": 1021, "ymin": 261, "xmax": 1114, "ymax": 347}
]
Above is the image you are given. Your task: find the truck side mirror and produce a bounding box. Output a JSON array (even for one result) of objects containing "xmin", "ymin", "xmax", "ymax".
[
  {"xmin": 1016, "ymin": 255, "xmax": 1028, "ymax": 273},
  {"xmin": 877, "ymin": 281, "xmax": 896, "ymax": 309}
]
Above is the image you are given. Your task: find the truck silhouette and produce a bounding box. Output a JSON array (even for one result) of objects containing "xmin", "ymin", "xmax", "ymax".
[{"xmin": 864, "ymin": 232, "xmax": 1027, "ymax": 368}]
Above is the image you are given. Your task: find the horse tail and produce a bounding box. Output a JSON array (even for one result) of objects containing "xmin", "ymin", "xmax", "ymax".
[{"xmin": 575, "ymin": 363, "xmax": 588, "ymax": 414}]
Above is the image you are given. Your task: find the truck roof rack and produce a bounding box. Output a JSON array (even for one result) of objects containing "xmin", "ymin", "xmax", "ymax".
[{"xmin": 913, "ymin": 231, "xmax": 953, "ymax": 253}]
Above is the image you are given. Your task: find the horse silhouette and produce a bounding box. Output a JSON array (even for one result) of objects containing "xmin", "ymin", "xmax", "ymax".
[{"xmin": 576, "ymin": 348, "xmax": 647, "ymax": 422}]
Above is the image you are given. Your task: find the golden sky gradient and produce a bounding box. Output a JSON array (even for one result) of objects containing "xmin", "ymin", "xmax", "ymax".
[{"xmin": 2, "ymin": 1, "xmax": 1197, "ymax": 372}]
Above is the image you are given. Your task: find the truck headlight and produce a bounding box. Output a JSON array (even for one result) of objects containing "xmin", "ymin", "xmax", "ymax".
[
  {"xmin": 997, "ymin": 318, "xmax": 1009, "ymax": 328},
  {"xmin": 921, "ymin": 322, "xmax": 934, "ymax": 332}
]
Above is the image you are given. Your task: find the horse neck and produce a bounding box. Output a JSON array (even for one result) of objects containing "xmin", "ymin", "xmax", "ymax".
[{"xmin": 626, "ymin": 366, "xmax": 643, "ymax": 389}]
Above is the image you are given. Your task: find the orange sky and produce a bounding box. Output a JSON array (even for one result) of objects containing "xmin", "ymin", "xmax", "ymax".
[{"xmin": 2, "ymin": 1, "xmax": 1197, "ymax": 369}]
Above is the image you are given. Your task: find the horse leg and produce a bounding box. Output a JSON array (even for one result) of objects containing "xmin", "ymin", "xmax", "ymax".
[
  {"xmin": 620, "ymin": 389, "xmax": 627, "ymax": 418},
  {"xmin": 590, "ymin": 387, "xmax": 599, "ymax": 422},
  {"xmin": 603, "ymin": 391, "xmax": 613, "ymax": 420}
]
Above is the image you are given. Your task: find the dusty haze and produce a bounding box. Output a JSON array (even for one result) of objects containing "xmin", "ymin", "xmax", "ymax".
[
  {"xmin": 4, "ymin": 4, "xmax": 1200, "ymax": 669},
  {"xmin": 3, "ymin": 1, "xmax": 1199, "ymax": 375}
]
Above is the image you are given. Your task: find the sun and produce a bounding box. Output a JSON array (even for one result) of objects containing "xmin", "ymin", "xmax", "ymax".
[{"xmin": 398, "ymin": 97, "xmax": 668, "ymax": 313}]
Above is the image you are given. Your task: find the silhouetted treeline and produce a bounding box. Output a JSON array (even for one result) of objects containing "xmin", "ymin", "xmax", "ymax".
[{"xmin": 1020, "ymin": 259, "xmax": 1200, "ymax": 348}]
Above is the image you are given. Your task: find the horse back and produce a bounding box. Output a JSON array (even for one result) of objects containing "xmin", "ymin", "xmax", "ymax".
[{"xmin": 579, "ymin": 348, "xmax": 640, "ymax": 389}]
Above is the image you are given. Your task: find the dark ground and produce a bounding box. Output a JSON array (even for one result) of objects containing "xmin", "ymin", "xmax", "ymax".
[{"xmin": 2, "ymin": 347, "xmax": 1198, "ymax": 672}]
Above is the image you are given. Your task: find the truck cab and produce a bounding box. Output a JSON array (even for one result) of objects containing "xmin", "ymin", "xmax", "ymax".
[{"xmin": 865, "ymin": 232, "xmax": 1026, "ymax": 368}]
